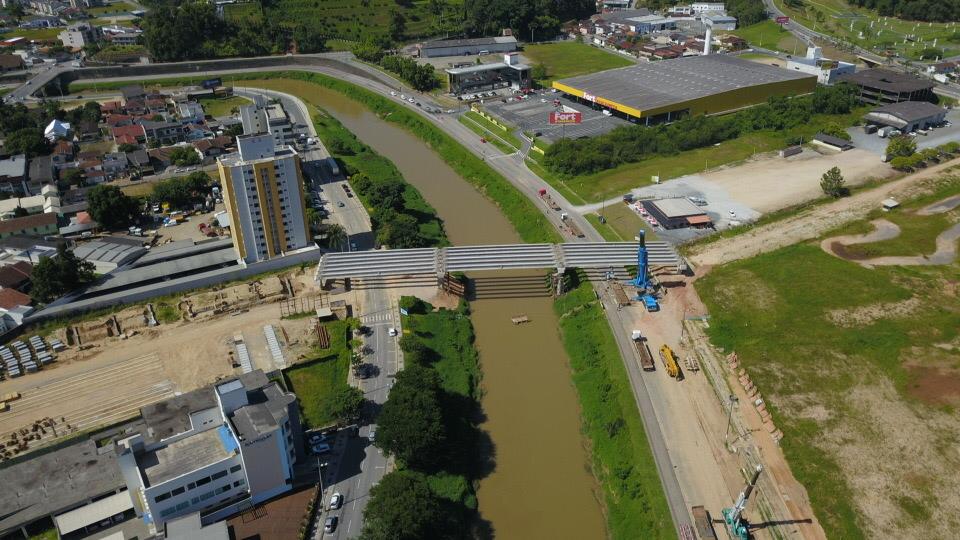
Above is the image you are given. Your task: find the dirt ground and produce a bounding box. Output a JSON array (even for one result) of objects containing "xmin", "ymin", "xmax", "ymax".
[
  {"xmin": 227, "ymin": 485, "xmax": 316, "ymax": 540},
  {"xmin": 0, "ymin": 267, "xmax": 348, "ymax": 454},
  {"xmin": 688, "ymin": 159, "xmax": 960, "ymax": 267},
  {"xmin": 701, "ymin": 148, "xmax": 893, "ymax": 214}
]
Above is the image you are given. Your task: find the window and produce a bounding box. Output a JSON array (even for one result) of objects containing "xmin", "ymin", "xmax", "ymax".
[
  {"xmin": 191, "ymin": 497, "xmax": 200, "ymax": 505},
  {"xmin": 187, "ymin": 482, "xmax": 196, "ymax": 490},
  {"xmin": 196, "ymin": 476, "xmax": 211, "ymax": 486},
  {"xmin": 154, "ymin": 492, "xmax": 171, "ymax": 503},
  {"xmin": 233, "ymin": 480, "xmax": 244, "ymax": 488},
  {"xmin": 230, "ymin": 465, "xmax": 242, "ymax": 473},
  {"xmin": 212, "ymin": 470, "xmax": 228, "ymax": 480},
  {"xmin": 199, "ymin": 491, "xmax": 215, "ymax": 501},
  {"xmin": 171, "ymin": 486, "xmax": 185, "ymax": 496},
  {"xmin": 176, "ymin": 501, "xmax": 189, "ymax": 511}
]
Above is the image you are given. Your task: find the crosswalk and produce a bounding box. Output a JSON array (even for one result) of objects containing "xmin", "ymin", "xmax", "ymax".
[{"xmin": 360, "ymin": 312, "xmax": 393, "ymax": 324}]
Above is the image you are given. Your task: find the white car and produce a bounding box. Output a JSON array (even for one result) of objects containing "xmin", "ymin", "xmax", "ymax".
[
  {"xmin": 408, "ymin": 97, "xmax": 415, "ymax": 103},
  {"xmin": 390, "ymin": 91, "xmax": 397, "ymax": 96},
  {"xmin": 728, "ymin": 210, "xmax": 737, "ymax": 218},
  {"xmin": 308, "ymin": 433, "xmax": 327, "ymax": 445},
  {"xmin": 329, "ymin": 492, "xmax": 343, "ymax": 510},
  {"xmin": 602, "ymin": 110, "xmax": 612, "ymax": 116},
  {"xmin": 388, "ymin": 327, "xmax": 398, "ymax": 337}
]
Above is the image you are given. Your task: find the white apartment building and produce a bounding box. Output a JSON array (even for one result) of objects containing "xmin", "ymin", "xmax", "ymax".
[
  {"xmin": 116, "ymin": 370, "xmax": 302, "ymax": 533},
  {"xmin": 239, "ymin": 102, "xmax": 294, "ymax": 148},
  {"xmin": 58, "ymin": 23, "xmax": 102, "ymax": 49},
  {"xmin": 217, "ymin": 133, "xmax": 310, "ymax": 264}
]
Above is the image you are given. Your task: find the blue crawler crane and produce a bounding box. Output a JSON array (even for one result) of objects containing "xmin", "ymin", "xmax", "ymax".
[
  {"xmin": 628, "ymin": 231, "xmax": 659, "ymax": 310},
  {"xmin": 723, "ymin": 465, "xmax": 763, "ymax": 540}
]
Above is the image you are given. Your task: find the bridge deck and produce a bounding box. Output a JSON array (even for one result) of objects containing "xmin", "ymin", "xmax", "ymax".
[{"xmin": 316, "ymin": 242, "xmax": 683, "ymax": 282}]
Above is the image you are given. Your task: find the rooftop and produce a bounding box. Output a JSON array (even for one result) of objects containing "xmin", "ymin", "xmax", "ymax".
[
  {"xmin": 554, "ymin": 54, "xmax": 814, "ymax": 113},
  {"xmin": 420, "ymin": 35, "xmax": 517, "ymax": 49},
  {"xmin": 0, "ymin": 154, "xmax": 27, "ymax": 178},
  {"xmin": 73, "ymin": 237, "xmax": 147, "ymax": 266},
  {"xmin": 140, "ymin": 426, "xmax": 235, "ymax": 487},
  {"xmin": 868, "ymin": 100, "xmax": 945, "ymax": 122},
  {"xmin": 446, "ymin": 61, "xmax": 530, "ymax": 75},
  {"xmin": 0, "ymin": 212, "xmax": 57, "ymax": 234},
  {"xmin": 0, "ymin": 439, "xmax": 126, "ymax": 535},
  {"xmin": 837, "ymin": 68, "xmax": 933, "ymax": 93},
  {"xmin": 652, "ymin": 197, "xmax": 705, "ymax": 218}
]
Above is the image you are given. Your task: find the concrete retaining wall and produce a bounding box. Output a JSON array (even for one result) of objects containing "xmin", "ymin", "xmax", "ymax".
[{"xmin": 26, "ymin": 248, "xmax": 323, "ymax": 323}]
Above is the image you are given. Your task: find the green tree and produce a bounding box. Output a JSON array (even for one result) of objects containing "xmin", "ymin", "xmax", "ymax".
[
  {"xmin": 388, "ymin": 9, "xmax": 406, "ymax": 41},
  {"xmin": 118, "ymin": 143, "xmax": 140, "ymax": 153},
  {"xmin": 375, "ymin": 364, "xmax": 445, "ymax": 469},
  {"xmin": 368, "ymin": 178, "xmax": 406, "ymax": 211},
  {"xmin": 820, "ymin": 166, "xmax": 846, "ymax": 198},
  {"xmin": 152, "ymin": 172, "xmax": 208, "ymax": 208},
  {"xmin": 376, "ymin": 212, "xmax": 425, "ymax": 249},
  {"xmin": 530, "ymin": 62, "xmax": 548, "ymax": 81},
  {"xmin": 361, "ymin": 470, "xmax": 455, "ymax": 540},
  {"xmin": 324, "ymin": 385, "xmax": 364, "ymax": 423},
  {"xmin": 5, "ymin": 128, "xmax": 50, "ymax": 157},
  {"xmin": 169, "ymin": 146, "xmax": 200, "ymax": 166},
  {"xmin": 320, "ymin": 223, "xmax": 348, "ymax": 251},
  {"xmin": 87, "ymin": 184, "xmax": 140, "ymax": 230},
  {"xmin": 398, "ymin": 335, "xmax": 432, "ymax": 365},
  {"xmin": 59, "ymin": 168, "xmax": 85, "ymax": 189},
  {"xmin": 886, "ymin": 135, "xmax": 917, "ymax": 158},
  {"xmin": 820, "ymin": 122, "xmax": 851, "ymax": 141},
  {"xmin": 30, "ymin": 244, "xmax": 96, "ymax": 303}
]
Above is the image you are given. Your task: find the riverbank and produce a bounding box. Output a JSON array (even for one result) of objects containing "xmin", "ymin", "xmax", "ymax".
[{"xmin": 554, "ymin": 272, "xmax": 675, "ymax": 540}]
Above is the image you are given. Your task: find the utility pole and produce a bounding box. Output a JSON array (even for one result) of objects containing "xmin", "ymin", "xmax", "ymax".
[{"xmin": 724, "ymin": 393, "xmax": 739, "ymax": 450}]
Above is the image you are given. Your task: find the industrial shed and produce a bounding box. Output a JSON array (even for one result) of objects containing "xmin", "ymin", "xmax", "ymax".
[
  {"xmin": 642, "ymin": 198, "xmax": 712, "ymax": 229},
  {"xmin": 552, "ymin": 54, "xmax": 816, "ymax": 124},
  {"xmin": 417, "ymin": 36, "xmax": 518, "ymax": 58},
  {"xmin": 836, "ymin": 69, "xmax": 934, "ymax": 105},
  {"xmin": 863, "ymin": 101, "xmax": 947, "ymax": 132}
]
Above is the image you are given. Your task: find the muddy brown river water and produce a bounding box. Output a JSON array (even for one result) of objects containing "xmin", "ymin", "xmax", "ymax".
[{"xmin": 245, "ymin": 80, "xmax": 605, "ymax": 539}]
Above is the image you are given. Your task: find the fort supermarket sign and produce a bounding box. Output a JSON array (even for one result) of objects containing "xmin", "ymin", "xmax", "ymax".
[{"xmin": 549, "ymin": 111, "xmax": 583, "ymax": 124}]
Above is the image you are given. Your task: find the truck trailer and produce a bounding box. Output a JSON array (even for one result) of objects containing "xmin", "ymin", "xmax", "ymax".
[{"xmin": 632, "ymin": 331, "xmax": 655, "ymax": 371}]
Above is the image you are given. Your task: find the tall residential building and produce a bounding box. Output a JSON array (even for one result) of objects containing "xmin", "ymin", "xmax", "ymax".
[
  {"xmin": 116, "ymin": 370, "xmax": 302, "ymax": 532},
  {"xmin": 217, "ymin": 134, "xmax": 310, "ymax": 263}
]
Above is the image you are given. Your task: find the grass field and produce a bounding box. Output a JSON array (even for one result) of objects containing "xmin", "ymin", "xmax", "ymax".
[
  {"xmin": 772, "ymin": 0, "xmax": 960, "ymax": 59},
  {"xmin": 521, "ymin": 41, "xmax": 634, "ymax": 83},
  {"xmin": 694, "ymin": 174, "xmax": 960, "ymax": 539},
  {"xmin": 1, "ymin": 27, "xmax": 61, "ymax": 41},
  {"xmin": 197, "ymin": 95, "xmax": 252, "ymax": 118},
  {"xmin": 555, "ymin": 273, "xmax": 675, "ymax": 539},
  {"xmin": 730, "ymin": 20, "xmax": 807, "ymax": 54},
  {"xmin": 84, "ymin": 1, "xmax": 136, "ymax": 16},
  {"xmin": 283, "ymin": 319, "xmax": 353, "ymax": 428},
  {"xmin": 222, "ymin": 0, "xmax": 463, "ymax": 42},
  {"xmin": 463, "ymin": 111, "xmax": 521, "ymax": 149}
]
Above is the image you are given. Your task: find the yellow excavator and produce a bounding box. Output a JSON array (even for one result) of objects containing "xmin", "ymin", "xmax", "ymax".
[{"xmin": 659, "ymin": 345, "xmax": 682, "ymax": 380}]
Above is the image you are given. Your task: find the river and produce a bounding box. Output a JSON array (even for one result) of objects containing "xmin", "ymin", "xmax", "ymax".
[{"xmin": 244, "ymin": 79, "xmax": 605, "ymax": 539}]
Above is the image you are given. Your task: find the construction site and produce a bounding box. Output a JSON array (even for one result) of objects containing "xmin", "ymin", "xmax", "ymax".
[{"xmin": 0, "ymin": 264, "xmax": 363, "ymax": 461}]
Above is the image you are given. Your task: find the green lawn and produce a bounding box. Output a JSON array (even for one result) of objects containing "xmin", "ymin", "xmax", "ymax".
[
  {"xmin": 463, "ymin": 110, "xmax": 521, "ymax": 149},
  {"xmin": 730, "ymin": 20, "xmax": 807, "ymax": 55},
  {"xmin": 1, "ymin": 27, "xmax": 61, "ymax": 41},
  {"xmin": 85, "ymin": 1, "xmax": 136, "ymax": 16},
  {"xmin": 458, "ymin": 115, "xmax": 515, "ymax": 154},
  {"xmin": 522, "ymin": 41, "xmax": 633, "ymax": 83},
  {"xmin": 694, "ymin": 174, "xmax": 960, "ymax": 538},
  {"xmin": 284, "ymin": 319, "xmax": 353, "ymax": 428},
  {"xmin": 555, "ymin": 274, "xmax": 675, "ymax": 539},
  {"xmin": 198, "ymin": 95, "xmax": 252, "ymax": 118},
  {"xmin": 830, "ymin": 175, "xmax": 960, "ymax": 259}
]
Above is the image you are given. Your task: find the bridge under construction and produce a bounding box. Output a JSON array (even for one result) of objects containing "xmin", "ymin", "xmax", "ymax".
[{"xmin": 315, "ymin": 242, "xmax": 683, "ymax": 285}]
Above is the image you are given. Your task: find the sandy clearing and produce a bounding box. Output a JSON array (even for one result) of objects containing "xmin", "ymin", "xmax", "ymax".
[
  {"xmin": 687, "ymin": 159, "xmax": 960, "ymax": 267},
  {"xmin": 701, "ymin": 148, "xmax": 892, "ymax": 214}
]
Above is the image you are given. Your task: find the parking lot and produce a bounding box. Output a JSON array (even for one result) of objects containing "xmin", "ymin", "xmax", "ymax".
[
  {"xmin": 482, "ymin": 91, "xmax": 630, "ymax": 142},
  {"xmin": 846, "ymin": 108, "xmax": 960, "ymax": 155}
]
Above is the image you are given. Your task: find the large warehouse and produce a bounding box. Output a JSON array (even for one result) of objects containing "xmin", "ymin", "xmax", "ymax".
[{"xmin": 552, "ymin": 54, "xmax": 817, "ymax": 124}]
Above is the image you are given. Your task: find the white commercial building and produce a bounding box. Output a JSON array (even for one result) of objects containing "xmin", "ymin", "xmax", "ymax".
[
  {"xmin": 217, "ymin": 133, "xmax": 310, "ymax": 264},
  {"xmin": 786, "ymin": 46, "xmax": 856, "ymax": 85},
  {"xmin": 117, "ymin": 370, "xmax": 302, "ymax": 533},
  {"xmin": 58, "ymin": 22, "xmax": 101, "ymax": 49},
  {"xmin": 691, "ymin": 2, "xmax": 725, "ymax": 13}
]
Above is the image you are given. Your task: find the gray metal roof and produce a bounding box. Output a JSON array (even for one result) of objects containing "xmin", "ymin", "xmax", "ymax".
[
  {"xmin": 0, "ymin": 440, "xmax": 126, "ymax": 536},
  {"xmin": 868, "ymin": 101, "xmax": 945, "ymax": 122},
  {"xmin": 554, "ymin": 55, "xmax": 815, "ymax": 113},
  {"xmin": 73, "ymin": 238, "xmax": 146, "ymax": 265},
  {"xmin": 86, "ymin": 243, "xmax": 236, "ymax": 294},
  {"xmin": 420, "ymin": 36, "xmax": 517, "ymax": 49},
  {"xmin": 837, "ymin": 68, "xmax": 933, "ymax": 93}
]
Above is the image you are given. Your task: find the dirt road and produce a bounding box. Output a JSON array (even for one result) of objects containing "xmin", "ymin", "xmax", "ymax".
[{"xmin": 688, "ymin": 160, "xmax": 960, "ymax": 267}]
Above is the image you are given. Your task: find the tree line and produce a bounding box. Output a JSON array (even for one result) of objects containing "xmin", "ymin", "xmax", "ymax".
[
  {"xmin": 363, "ymin": 299, "xmax": 484, "ymax": 539},
  {"xmin": 141, "ymin": 1, "xmax": 325, "ymax": 62},
  {"xmin": 544, "ymin": 83, "xmax": 861, "ymax": 177},
  {"xmin": 462, "ymin": 0, "xmax": 594, "ymax": 39},
  {"xmin": 848, "ymin": 0, "xmax": 960, "ymax": 22}
]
